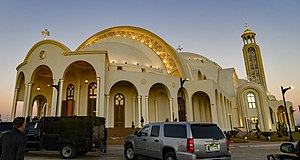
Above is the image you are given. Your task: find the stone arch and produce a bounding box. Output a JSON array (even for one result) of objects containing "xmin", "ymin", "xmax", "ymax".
[
  {"xmin": 76, "ymin": 26, "xmax": 186, "ymax": 78},
  {"xmin": 148, "ymin": 83, "xmax": 171, "ymax": 122},
  {"xmin": 109, "ymin": 80, "xmax": 138, "ymax": 128},
  {"xmin": 17, "ymin": 40, "xmax": 70, "ymax": 70},
  {"xmin": 277, "ymin": 106, "xmax": 285, "ymax": 124},
  {"xmin": 177, "ymin": 87, "xmax": 188, "ymax": 121},
  {"xmin": 62, "ymin": 61, "xmax": 97, "ymax": 116},
  {"xmin": 28, "ymin": 65, "xmax": 53, "ymax": 117},
  {"xmin": 192, "ymin": 91, "xmax": 212, "ymax": 122},
  {"xmin": 31, "ymin": 95, "xmax": 47, "ymax": 119}
]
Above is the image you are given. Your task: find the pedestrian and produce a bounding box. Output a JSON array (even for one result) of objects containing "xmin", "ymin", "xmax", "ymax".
[
  {"xmin": 0, "ymin": 117, "xmax": 27, "ymax": 160},
  {"xmin": 26, "ymin": 115, "xmax": 30, "ymax": 124},
  {"xmin": 140, "ymin": 116, "xmax": 144, "ymax": 127}
]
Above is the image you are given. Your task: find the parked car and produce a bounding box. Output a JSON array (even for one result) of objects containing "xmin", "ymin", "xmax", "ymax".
[
  {"xmin": 25, "ymin": 116, "xmax": 107, "ymax": 159},
  {"xmin": 267, "ymin": 141, "xmax": 300, "ymax": 160},
  {"xmin": 124, "ymin": 122, "xmax": 231, "ymax": 160}
]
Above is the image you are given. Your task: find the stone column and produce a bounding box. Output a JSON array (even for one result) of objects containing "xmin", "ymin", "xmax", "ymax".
[
  {"xmin": 145, "ymin": 96, "xmax": 149, "ymax": 124},
  {"xmin": 106, "ymin": 95, "xmax": 110, "ymax": 127},
  {"xmin": 154, "ymin": 100, "xmax": 158, "ymax": 122},
  {"xmin": 96, "ymin": 77, "xmax": 100, "ymax": 116},
  {"xmin": 11, "ymin": 88, "xmax": 19, "ymax": 119},
  {"xmin": 24, "ymin": 83, "xmax": 32, "ymax": 117},
  {"xmin": 169, "ymin": 98, "xmax": 173, "ymax": 122},
  {"xmin": 137, "ymin": 95, "xmax": 141, "ymax": 127},
  {"xmin": 75, "ymin": 84, "xmax": 81, "ymax": 116},
  {"xmin": 57, "ymin": 79, "xmax": 64, "ymax": 116}
]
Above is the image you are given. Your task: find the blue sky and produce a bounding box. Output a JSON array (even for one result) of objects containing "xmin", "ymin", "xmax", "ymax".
[{"xmin": 0, "ymin": 0, "xmax": 300, "ymax": 122}]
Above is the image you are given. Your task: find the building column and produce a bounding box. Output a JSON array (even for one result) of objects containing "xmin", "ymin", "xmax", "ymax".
[
  {"xmin": 11, "ymin": 88, "xmax": 19, "ymax": 120},
  {"xmin": 106, "ymin": 95, "xmax": 110, "ymax": 127},
  {"xmin": 173, "ymin": 97, "xmax": 179, "ymax": 122},
  {"xmin": 137, "ymin": 95, "xmax": 141, "ymax": 127},
  {"xmin": 154, "ymin": 100, "xmax": 158, "ymax": 122},
  {"xmin": 132, "ymin": 96, "xmax": 136, "ymax": 126},
  {"xmin": 57, "ymin": 79, "xmax": 64, "ymax": 116},
  {"xmin": 169, "ymin": 98, "xmax": 173, "ymax": 122},
  {"xmin": 145, "ymin": 96, "xmax": 149, "ymax": 124},
  {"xmin": 75, "ymin": 84, "xmax": 81, "ymax": 116},
  {"xmin": 24, "ymin": 83, "xmax": 33, "ymax": 117},
  {"xmin": 50, "ymin": 80, "xmax": 58, "ymax": 116},
  {"xmin": 96, "ymin": 77, "xmax": 100, "ymax": 116}
]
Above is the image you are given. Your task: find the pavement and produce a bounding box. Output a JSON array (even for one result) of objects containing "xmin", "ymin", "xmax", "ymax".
[{"xmin": 230, "ymin": 140, "xmax": 297, "ymax": 148}]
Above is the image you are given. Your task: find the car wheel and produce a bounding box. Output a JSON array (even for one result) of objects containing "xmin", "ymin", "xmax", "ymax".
[
  {"xmin": 60, "ymin": 143, "xmax": 76, "ymax": 159},
  {"xmin": 164, "ymin": 151, "xmax": 177, "ymax": 160},
  {"xmin": 124, "ymin": 144, "xmax": 136, "ymax": 160}
]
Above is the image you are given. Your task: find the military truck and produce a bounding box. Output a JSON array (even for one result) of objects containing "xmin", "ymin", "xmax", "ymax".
[{"xmin": 25, "ymin": 116, "xmax": 107, "ymax": 159}]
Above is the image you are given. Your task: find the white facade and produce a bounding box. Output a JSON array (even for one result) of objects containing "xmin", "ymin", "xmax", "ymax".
[{"xmin": 11, "ymin": 26, "xmax": 295, "ymax": 131}]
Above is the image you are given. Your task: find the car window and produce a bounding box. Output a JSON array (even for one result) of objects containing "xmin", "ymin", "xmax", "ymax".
[
  {"xmin": 190, "ymin": 124, "xmax": 225, "ymax": 139},
  {"xmin": 150, "ymin": 126, "xmax": 160, "ymax": 137},
  {"xmin": 139, "ymin": 126, "xmax": 149, "ymax": 136},
  {"xmin": 164, "ymin": 124, "xmax": 187, "ymax": 138}
]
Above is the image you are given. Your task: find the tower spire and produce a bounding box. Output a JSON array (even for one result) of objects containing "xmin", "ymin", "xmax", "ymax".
[{"xmin": 241, "ymin": 27, "xmax": 268, "ymax": 90}]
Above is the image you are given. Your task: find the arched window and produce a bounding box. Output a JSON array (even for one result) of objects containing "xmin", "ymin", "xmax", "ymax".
[
  {"xmin": 114, "ymin": 93, "xmax": 125, "ymax": 128},
  {"xmin": 198, "ymin": 71, "xmax": 202, "ymax": 80},
  {"xmin": 65, "ymin": 84, "xmax": 75, "ymax": 116},
  {"xmin": 247, "ymin": 93, "xmax": 256, "ymax": 109},
  {"xmin": 67, "ymin": 84, "xmax": 75, "ymax": 100},
  {"xmin": 88, "ymin": 82, "xmax": 97, "ymax": 116}
]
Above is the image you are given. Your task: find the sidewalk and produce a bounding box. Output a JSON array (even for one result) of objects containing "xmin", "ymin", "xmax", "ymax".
[{"xmin": 230, "ymin": 140, "xmax": 297, "ymax": 148}]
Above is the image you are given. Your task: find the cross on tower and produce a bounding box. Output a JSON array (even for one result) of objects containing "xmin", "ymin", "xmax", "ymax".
[
  {"xmin": 244, "ymin": 23, "xmax": 250, "ymax": 29},
  {"xmin": 177, "ymin": 45, "xmax": 183, "ymax": 51},
  {"xmin": 41, "ymin": 29, "xmax": 50, "ymax": 40}
]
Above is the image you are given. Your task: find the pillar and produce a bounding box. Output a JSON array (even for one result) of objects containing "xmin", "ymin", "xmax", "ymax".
[
  {"xmin": 169, "ymin": 98, "xmax": 173, "ymax": 122},
  {"xmin": 57, "ymin": 79, "xmax": 64, "ymax": 116},
  {"xmin": 106, "ymin": 95, "xmax": 110, "ymax": 127},
  {"xmin": 137, "ymin": 95, "xmax": 141, "ymax": 127},
  {"xmin": 11, "ymin": 88, "xmax": 19, "ymax": 120}
]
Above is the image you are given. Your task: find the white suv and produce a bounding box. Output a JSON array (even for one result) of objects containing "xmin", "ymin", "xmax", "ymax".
[{"xmin": 124, "ymin": 122, "xmax": 231, "ymax": 160}]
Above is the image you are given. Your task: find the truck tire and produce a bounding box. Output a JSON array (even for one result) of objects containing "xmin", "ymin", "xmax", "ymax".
[
  {"xmin": 60, "ymin": 143, "xmax": 76, "ymax": 159},
  {"xmin": 164, "ymin": 151, "xmax": 177, "ymax": 160},
  {"xmin": 124, "ymin": 144, "xmax": 136, "ymax": 160}
]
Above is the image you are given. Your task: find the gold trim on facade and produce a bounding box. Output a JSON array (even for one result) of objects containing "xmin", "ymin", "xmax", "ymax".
[{"xmin": 76, "ymin": 26, "xmax": 185, "ymax": 78}]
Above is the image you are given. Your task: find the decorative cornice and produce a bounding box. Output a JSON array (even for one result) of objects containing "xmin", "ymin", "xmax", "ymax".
[{"xmin": 76, "ymin": 26, "xmax": 185, "ymax": 78}]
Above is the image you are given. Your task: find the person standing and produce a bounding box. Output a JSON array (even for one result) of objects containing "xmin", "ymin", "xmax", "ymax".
[
  {"xmin": 0, "ymin": 117, "xmax": 27, "ymax": 160},
  {"xmin": 25, "ymin": 115, "xmax": 30, "ymax": 124}
]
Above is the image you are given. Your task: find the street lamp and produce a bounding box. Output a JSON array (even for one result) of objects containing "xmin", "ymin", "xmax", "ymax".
[
  {"xmin": 179, "ymin": 78, "xmax": 189, "ymax": 121},
  {"xmin": 48, "ymin": 82, "xmax": 60, "ymax": 116},
  {"xmin": 281, "ymin": 86, "xmax": 295, "ymax": 142}
]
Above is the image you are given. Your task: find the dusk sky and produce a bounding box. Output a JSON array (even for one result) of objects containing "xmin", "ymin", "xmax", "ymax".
[{"xmin": 0, "ymin": 1, "xmax": 299, "ymax": 122}]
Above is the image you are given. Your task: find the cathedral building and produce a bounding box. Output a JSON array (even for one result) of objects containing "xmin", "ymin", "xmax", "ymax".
[{"xmin": 11, "ymin": 26, "xmax": 295, "ymax": 132}]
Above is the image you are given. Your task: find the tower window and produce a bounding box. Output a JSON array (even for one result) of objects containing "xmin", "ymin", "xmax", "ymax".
[{"xmin": 247, "ymin": 93, "xmax": 256, "ymax": 109}]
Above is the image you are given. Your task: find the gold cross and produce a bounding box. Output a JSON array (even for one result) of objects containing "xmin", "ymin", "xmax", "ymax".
[
  {"xmin": 177, "ymin": 45, "xmax": 183, "ymax": 51},
  {"xmin": 41, "ymin": 29, "xmax": 50, "ymax": 40},
  {"xmin": 244, "ymin": 23, "xmax": 250, "ymax": 29}
]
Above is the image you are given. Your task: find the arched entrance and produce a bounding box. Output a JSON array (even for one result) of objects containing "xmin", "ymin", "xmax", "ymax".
[
  {"xmin": 109, "ymin": 81, "xmax": 138, "ymax": 128},
  {"xmin": 192, "ymin": 91, "xmax": 212, "ymax": 122},
  {"xmin": 177, "ymin": 88, "xmax": 187, "ymax": 121},
  {"xmin": 31, "ymin": 95, "xmax": 47, "ymax": 119},
  {"xmin": 148, "ymin": 83, "xmax": 171, "ymax": 122},
  {"xmin": 277, "ymin": 106, "xmax": 285, "ymax": 124}
]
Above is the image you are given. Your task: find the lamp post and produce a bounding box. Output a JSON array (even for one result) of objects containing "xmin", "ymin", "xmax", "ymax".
[
  {"xmin": 281, "ymin": 86, "xmax": 295, "ymax": 142},
  {"xmin": 48, "ymin": 82, "xmax": 60, "ymax": 116},
  {"xmin": 179, "ymin": 78, "xmax": 189, "ymax": 121}
]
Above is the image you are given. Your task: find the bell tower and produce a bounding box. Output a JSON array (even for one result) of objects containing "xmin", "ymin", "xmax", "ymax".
[{"xmin": 241, "ymin": 25, "xmax": 267, "ymax": 90}]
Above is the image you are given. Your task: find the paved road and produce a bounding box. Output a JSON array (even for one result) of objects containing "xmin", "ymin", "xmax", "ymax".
[{"xmin": 25, "ymin": 142, "xmax": 286, "ymax": 160}]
